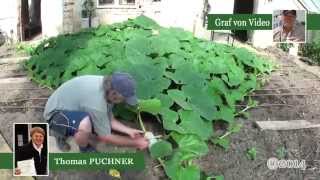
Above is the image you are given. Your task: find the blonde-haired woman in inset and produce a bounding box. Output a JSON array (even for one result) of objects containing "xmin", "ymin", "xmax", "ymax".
[{"xmin": 15, "ymin": 127, "xmax": 47, "ymax": 175}]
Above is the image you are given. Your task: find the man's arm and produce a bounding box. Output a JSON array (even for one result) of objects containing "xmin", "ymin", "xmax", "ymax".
[
  {"xmin": 110, "ymin": 116, "xmax": 143, "ymax": 138},
  {"xmin": 110, "ymin": 116, "xmax": 131, "ymax": 134}
]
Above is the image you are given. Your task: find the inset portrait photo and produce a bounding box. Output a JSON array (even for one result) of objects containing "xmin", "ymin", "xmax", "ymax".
[
  {"xmin": 273, "ymin": 10, "xmax": 306, "ymax": 43},
  {"xmin": 13, "ymin": 123, "xmax": 49, "ymax": 176}
]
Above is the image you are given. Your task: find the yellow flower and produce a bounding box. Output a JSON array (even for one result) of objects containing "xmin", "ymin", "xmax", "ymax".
[{"xmin": 109, "ymin": 169, "xmax": 121, "ymax": 178}]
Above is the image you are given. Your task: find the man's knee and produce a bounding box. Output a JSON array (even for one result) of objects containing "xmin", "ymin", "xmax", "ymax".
[
  {"xmin": 79, "ymin": 116, "xmax": 92, "ymax": 132},
  {"xmin": 74, "ymin": 131, "xmax": 90, "ymax": 147},
  {"xmin": 74, "ymin": 115, "xmax": 92, "ymax": 146}
]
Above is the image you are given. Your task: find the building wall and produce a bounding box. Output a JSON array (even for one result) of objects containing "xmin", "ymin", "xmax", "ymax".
[
  {"xmin": 41, "ymin": 0, "xmax": 64, "ymax": 38},
  {"xmin": 71, "ymin": 0, "xmax": 207, "ymax": 38},
  {"xmin": 2, "ymin": 0, "xmax": 207, "ymax": 41},
  {"xmin": 96, "ymin": 7, "xmax": 143, "ymax": 25},
  {"xmin": 0, "ymin": 0, "xmax": 19, "ymax": 42},
  {"xmin": 156, "ymin": 0, "xmax": 203, "ymax": 32},
  {"xmin": 91, "ymin": 0, "xmax": 204, "ymax": 34},
  {"xmin": 208, "ymin": 0, "xmax": 234, "ymax": 14},
  {"xmin": 4, "ymin": 0, "xmax": 313, "ymax": 47},
  {"xmin": 70, "ymin": 0, "xmax": 144, "ymax": 30}
]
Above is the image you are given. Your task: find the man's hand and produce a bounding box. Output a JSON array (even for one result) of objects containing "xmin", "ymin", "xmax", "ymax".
[
  {"xmin": 133, "ymin": 136, "xmax": 149, "ymax": 150},
  {"xmin": 97, "ymin": 134, "xmax": 149, "ymax": 150},
  {"xmin": 126, "ymin": 128, "xmax": 144, "ymax": 139},
  {"xmin": 15, "ymin": 168, "xmax": 21, "ymax": 175}
]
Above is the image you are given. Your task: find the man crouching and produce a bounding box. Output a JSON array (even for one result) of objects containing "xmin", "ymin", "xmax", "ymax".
[{"xmin": 44, "ymin": 72, "xmax": 149, "ymax": 152}]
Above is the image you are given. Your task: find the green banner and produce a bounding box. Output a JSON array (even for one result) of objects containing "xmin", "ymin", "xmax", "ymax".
[
  {"xmin": 50, "ymin": 152, "xmax": 145, "ymax": 170},
  {"xmin": 0, "ymin": 153, "xmax": 13, "ymax": 169},
  {"xmin": 207, "ymin": 14, "xmax": 272, "ymax": 30},
  {"xmin": 0, "ymin": 152, "xmax": 145, "ymax": 170},
  {"xmin": 307, "ymin": 14, "xmax": 320, "ymax": 30}
]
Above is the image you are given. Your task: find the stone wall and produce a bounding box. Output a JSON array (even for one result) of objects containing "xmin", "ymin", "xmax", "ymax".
[
  {"xmin": 63, "ymin": 0, "xmax": 76, "ymax": 33},
  {"xmin": 41, "ymin": 0, "xmax": 64, "ymax": 38}
]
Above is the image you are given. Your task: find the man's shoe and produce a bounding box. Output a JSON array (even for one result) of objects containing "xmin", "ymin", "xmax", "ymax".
[
  {"xmin": 79, "ymin": 144, "xmax": 97, "ymax": 152},
  {"xmin": 50, "ymin": 128, "xmax": 70, "ymax": 152}
]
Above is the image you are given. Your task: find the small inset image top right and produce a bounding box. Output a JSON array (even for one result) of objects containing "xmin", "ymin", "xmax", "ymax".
[{"xmin": 273, "ymin": 10, "xmax": 306, "ymax": 43}]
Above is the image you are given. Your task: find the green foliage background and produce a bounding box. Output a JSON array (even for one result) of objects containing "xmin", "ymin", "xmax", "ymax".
[
  {"xmin": 300, "ymin": 31, "xmax": 320, "ymax": 65},
  {"xmin": 24, "ymin": 16, "xmax": 273, "ymax": 179}
]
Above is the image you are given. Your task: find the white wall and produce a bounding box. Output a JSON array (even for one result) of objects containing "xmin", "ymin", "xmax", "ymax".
[
  {"xmin": 96, "ymin": 8, "xmax": 142, "ymax": 24},
  {"xmin": 41, "ymin": 0, "xmax": 64, "ymax": 38},
  {"xmin": 0, "ymin": 0, "xmax": 18, "ymax": 41},
  {"xmin": 209, "ymin": 0, "xmax": 234, "ymax": 14},
  {"xmin": 92, "ymin": 0, "xmax": 207, "ymax": 39},
  {"xmin": 157, "ymin": 0, "xmax": 203, "ymax": 33}
]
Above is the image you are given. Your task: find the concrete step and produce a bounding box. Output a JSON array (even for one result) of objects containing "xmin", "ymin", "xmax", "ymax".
[
  {"xmin": 0, "ymin": 77, "xmax": 31, "ymax": 84},
  {"xmin": 0, "ymin": 71, "xmax": 26, "ymax": 79},
  {"xmin": 0, "ymin": 56, "xmax": 30, "ymax": 65}
]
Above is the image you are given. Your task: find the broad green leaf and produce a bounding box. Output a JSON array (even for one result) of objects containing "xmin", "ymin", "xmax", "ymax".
[
  {"xmin": 156, "ymin": 94, "xmax": 173, "ymax": 108},
  {"xmin": 150, "ymin": 140, "xmax": 173, "ymax": 158},
  {"xmin": 209, "ymin": 77, "xmax": 229, "ymax": 95},
  {"xmin": 94, "ymin": 25, "xmax": 111, "ymax": 36},
  {"xmin": 199, "ymin": 56, "xmax": 229, "ymax": 75},
  {"xmin": 163, "ymin": 27, "xmax": 193, "ymax": 41},
  {"xmin": 123, "ymin": 28, "xmax": 152, "ymax": 40},
  {"xmin": 171, "ymin": 133, "xmax": 209, "ymax": 159},
  {"xmin": 126, "ymin": 63, "xmax": 170, "ymax": 99},
  {"xmin": 138, "ymin": 98, "xmax": 162, "ymax": 115},
  {"xmin": 164, "ymin": 138, "xmax": 208, "ymax": 180},
  {"xmin": 150, "ymin": 33, "xmax": 180, "ymax": 55},
  {"xmin": 125, "ymin": 36, "xmax": 153, "ymax": 61},
  {"xmin": 222, "ymin": 65, "xmax": 246, "ymax": 87},
  {"xmin": 164, "ymin": 151, "xmax": 184, "ymax": 179},
  {"xmin": 161, "ymin": 108, "xmax": 186, "ymax": 133},
  {"xmin": 167, "ymin": 90, "xmax": 192, "ymax": 110},
  {"xmin": 177, "ymin": 165, "xmax": 201, "ymax": 180},
  {"xmin": 213, "ymin": 105, "xmax": 235, "ymax": 123},
  {"xmin": 209, "ymin": 77, "xmax": 235, "ymax": 107},
  {"xmin": 178, "ymin": 110, "xmax": 213, "ymax": 140},
  {"xmin": 233, "ymin": 48, "xmax": 256, "ymax": 68},
  {"xmin": 182, "ymin": 85, "xmax": 218, "ymax": 121},
  {"xmin": 131, "ymin": 15, "xmax": 160, "ymax": 30},
  {"xmin": 165, "ymin": 62, "xmax": 206, "ymax": 86},
  {"xmin": 167, "ymin": 54, "xmax": 186, "ymax": 69},
  {"xmin": 77, "ymin": 64, "xmax": 99, "ymax": 76},
  {"xmin": 214, "ymin": 175, "xmax": 225, "ymax": 180},
  {"xmin": 238, "ymin": 75, "xmax": 257, "ymax": 93},
  {"xmin": 112, "ymin": 104, "xmax": 136, "ymax": 121}
]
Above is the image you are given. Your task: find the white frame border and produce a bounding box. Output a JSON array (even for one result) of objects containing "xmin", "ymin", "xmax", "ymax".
[
  {"xmin": 272, "ymin": 9, "xmax": 307, "ymax": 44},
  {"xmin": 13, "ymin": 123, "xmax": 49, "ymax": 177}
]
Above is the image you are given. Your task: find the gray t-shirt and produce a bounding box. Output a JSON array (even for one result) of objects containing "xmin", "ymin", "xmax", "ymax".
[{"xmin": 43, "ymin": 75, "xmax": 112, "ymax": 136}]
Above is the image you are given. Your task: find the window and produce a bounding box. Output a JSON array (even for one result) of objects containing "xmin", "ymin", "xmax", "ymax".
[
  {"xmin": 98, "ymin": 0, "xmax": 114, "ymax": 5},
  {"xmin": 119, "ymin": 0, "xmax": 135, "ymax": 5},
  {"xmin": 97, "ymin": 0, "xmax": 137, "ymax": 8}
]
